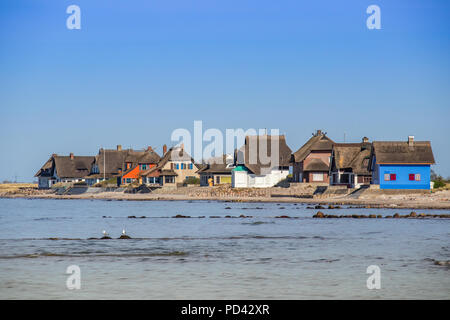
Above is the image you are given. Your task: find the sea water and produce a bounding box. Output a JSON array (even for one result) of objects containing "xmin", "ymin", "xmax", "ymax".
[{"xmin": 0, "ymin": 198, "xmax": 448, "ymax": 299}]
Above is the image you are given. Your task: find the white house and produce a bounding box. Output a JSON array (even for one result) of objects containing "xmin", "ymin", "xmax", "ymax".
[{"xmin": 232, "ymin": 135, "xmax": 292, "ymax": 188}]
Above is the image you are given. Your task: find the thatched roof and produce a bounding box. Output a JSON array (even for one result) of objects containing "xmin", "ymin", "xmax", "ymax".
[
  {"xmin": 371, "ymin": 141, "xmax": 435, "ymax": 165},
  {"xmin": 303, "ymin": 158, "xmax": 329, "ymax": 171},
  {"xmin": 124, "ymin": 150, "xmax": 160, "ymax": 164},
  {"xmin": 332, "ymin": 142, "xmax": 372, "ymax": 175},
  {"xmin": 94, "ymin": 148, "xmax": 160, "ymax": 177},
  {"xmin": 292, "ymin": 131, "xmax": 334, "ymax": 163},
  {"xmin": 35, "ymin": 155, "xmax": 95, "ymax": 179},
  {"xmin": 235, "ymin": 135, "xmax": 292, "ymax": 175}
]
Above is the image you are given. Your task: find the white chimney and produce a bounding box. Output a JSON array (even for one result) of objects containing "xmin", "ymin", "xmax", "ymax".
[{"xmin": 408, "ymin": 136, "xmax": 414, "ymax": 147}]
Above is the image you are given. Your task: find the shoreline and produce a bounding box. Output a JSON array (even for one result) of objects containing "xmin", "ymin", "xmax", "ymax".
[{"xmin": 2, "ymin": 192, "xmax": 450, "ymax": 210}]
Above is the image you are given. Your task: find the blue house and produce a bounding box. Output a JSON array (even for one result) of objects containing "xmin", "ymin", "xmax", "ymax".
[{"xmin": 369, "ymin": 136, "xmax": 435, "ymax": 190}]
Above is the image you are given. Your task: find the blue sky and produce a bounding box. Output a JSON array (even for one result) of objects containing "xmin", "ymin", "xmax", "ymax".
[{"xmin": 1, "ymin": 0, "xmax": 449, "ymax": 181}]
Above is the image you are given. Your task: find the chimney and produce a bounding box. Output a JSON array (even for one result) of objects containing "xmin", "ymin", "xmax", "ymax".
[
  {"xmin": 180, "ymin": 143, "xmax": 184, "ymax": 150},
  {"xmin": 117, "ymin": 145, "xmax": 122, "ymax": 151},
  {"xmin": 52, "ymin": 153, "xmax": 57, "ymax": 158},
  {"xmin": 163, "ymin": 144, "xmax": 167, "ymax": 155},
  {"xmin": 362, "ymin": 137, "xmax": 369, "ymax": 143},
  {"xmin": 70, "ymin": 153, "xmax": 74, "ymax": 160},
  {"xmin": 147, "ymin": 146, "xmax": 153, "ymax": 152},
  {"xmin": 315, "ymin": 129, "xmax": 322, "ymax": 136},
  {"xmin": 408, "ymin": 136, "xmax": 414, "ymax": 147}
]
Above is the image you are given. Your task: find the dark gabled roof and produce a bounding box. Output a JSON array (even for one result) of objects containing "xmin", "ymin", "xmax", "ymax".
[
  {"xmin": 54, "ymin": 156, "xmax": 94, "ymax": 178},
  {"xmin": 36, "ymin": 155, "xmax": 95, "ymax": 179},
  {"xmin": 235, "ymin": 135, "xmax": 292, "ymax": 175},
  {"xmin": 332, "ymin": 142, "xmax": 372, "ymax": 175},
  {"xmin": 371, "ymin": 141, "xmax": 435, "ymax": 165},
  {"xmin": 124, "ymin": 150, "xmax": 160, "ymax": 164},
  {"xmin": 303, "ymin": 158, "xmax": 329, "ymax": 171},
  {"xmin": 198, "ymin": 155, "xmax": 233, "ymax": 174},
  {"xmin": 292, "ymin": 132, "xmax": 334, "ymax": 163},
  {"xmin": 95, "ymin": 149, "xmax": 128, "ymax": 175},
  {"xmin": 34, "ymin": 157, "xmax": 54, "ymax": 177}
]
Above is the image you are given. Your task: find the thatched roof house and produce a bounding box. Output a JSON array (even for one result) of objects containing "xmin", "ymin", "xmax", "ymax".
[
  {"xmin": 368, "ymin": 136, "xmax": 435, "ymax": 190},
  {"xmin": 329, "ymin": 138, "xmax": 372, "ymax": 188},
  {"xmin": 35, "ymin": 153, "xmax": 95, "ymax": 188},
  {"xmin": 291, "ymin": 130, "xmax": 334, "ymax": 183}
]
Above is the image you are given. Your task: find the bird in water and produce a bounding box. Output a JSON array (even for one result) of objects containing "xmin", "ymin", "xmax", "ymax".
[
  {"xmin": 119, "ymin": 228, "xmax": 131, "ymax": 239},
  {"xmin": 101, "ymin": 230, "xmax": 111, "ymax": 239}
]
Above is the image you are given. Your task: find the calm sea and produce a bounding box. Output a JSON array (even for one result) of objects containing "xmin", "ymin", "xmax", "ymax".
[{"xmin": 0, "ymin": 198, "xmax": 448, "ymax": 299}]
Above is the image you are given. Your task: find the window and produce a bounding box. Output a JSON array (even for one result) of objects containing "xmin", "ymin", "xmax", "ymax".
[
  {"xmin": 390, "ymin": 174, "xmax": 396, "ymax": 181},
  {"xmin": 384, "ymin": 173, "xmax": 390, "ymax": 181},
  {"xmin": 216, "ymin": 176, "xmax": 221, "ymax": 184},
  {"xmin": 126, "ymin": 178, "xmax": 131, "ymax": 183},
  {"xmin": 312, "ymin": 173, "xmax": 324, "ymax": 182},
  {"xmin": 165, "ymin": 176, "xmax": 174, "ymax": 183},
  {"xmin": 409, "ymin": 174, "xmax": 415, "ymax": 181},
  {"xmin": 415, "ymin": 174, "xmax": 421, "ymax": 181},
  {"xmin": 175, "ymin": 163, "xmax": 179, "ymax": 170},
  {"xmin": 189, "ymin": 163, "xmax": 193, "ymax": 170},
  {"xmin": 141, "ymin": 164, "xmax": 147, "ymax": 170},
  {"xmin": 182, "ymin": 163, "xmax": 186, "ymax": 170}
]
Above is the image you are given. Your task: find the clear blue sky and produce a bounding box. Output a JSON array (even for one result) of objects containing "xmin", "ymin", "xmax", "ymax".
[{"xmin": 1, "ymin": 0, "xmax": 449, "ymax": 182}]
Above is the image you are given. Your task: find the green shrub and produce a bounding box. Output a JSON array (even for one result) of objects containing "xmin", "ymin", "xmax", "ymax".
[
  {"xmin": 184, "ymin": 177, "xmax": 200, "ymax": 185},
  {"xmin": 433, "ymin": 179, "xmax": 446, "ymax": 189}
]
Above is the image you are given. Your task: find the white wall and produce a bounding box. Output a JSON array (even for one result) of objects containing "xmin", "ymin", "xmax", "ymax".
[{"xmin": 232, "ymin": 169, "xmax": 289, "ymax": 188}]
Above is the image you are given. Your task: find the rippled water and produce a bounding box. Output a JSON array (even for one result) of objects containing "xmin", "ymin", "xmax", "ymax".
[{"xmin": 0, "ymin": 198, "xmax": 449, "ymax": 299}]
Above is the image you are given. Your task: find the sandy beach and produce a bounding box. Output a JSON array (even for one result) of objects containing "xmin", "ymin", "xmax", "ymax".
[{"xmin": 1, "ymin": 183, "xmax": 450, "ymax": 210}]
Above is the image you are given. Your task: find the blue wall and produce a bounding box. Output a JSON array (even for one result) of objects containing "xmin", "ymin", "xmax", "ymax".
[{"xmin": 376, "ymin": 164, "xmax": 431, "ymax": 189}]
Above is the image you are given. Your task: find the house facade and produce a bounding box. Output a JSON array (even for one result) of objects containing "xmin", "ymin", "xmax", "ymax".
[
  {"xmin": 369, "ymin": 136, "xmax": 435, "ymax": 190},
  {"xmin": 232, "ymin": 135, "xmax": 292, "ymax": 188},
  {"xmin": 35, "ymin": 153, "xmax": 95, "ymax": 189},
  {"xmin": 329, "ymin": 138, "xmax": 372, "ymax": 188},
  {"xmin": 120, "ymin": 147, "xmax": 160, "ymax": 185},
  {"xmin": 291, "ymin": 130, "xmax": 334, "ymax": 184},
  {"xmin": 197, "ymin": 154, "xmax": 234, "ymax": 186},
  {"xmin": 141, "ymin": 144, "xmax": 200, "ymax": 187}
]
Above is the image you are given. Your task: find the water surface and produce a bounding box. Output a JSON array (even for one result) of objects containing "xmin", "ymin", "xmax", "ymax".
[{"xmin": 0, "ymin": 198, "xmax": 448, "ymax": 299}]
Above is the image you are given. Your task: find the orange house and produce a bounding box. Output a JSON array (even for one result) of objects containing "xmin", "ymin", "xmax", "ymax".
[{"xmin": 121, "ymin": 163, "xmax": 157, "ymax": 185}]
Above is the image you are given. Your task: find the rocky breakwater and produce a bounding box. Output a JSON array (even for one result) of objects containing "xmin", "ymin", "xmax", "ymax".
[
  {"xmin": 187, "ymin": 185, "xmax": 270, "ymax": 199},
  {"xmin": 313, "ymin": 211, "xmax": 450, "ymax": 219}
]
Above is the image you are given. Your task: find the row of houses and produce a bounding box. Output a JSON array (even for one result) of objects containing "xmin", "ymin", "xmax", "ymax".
[{"xmin": 35, "ymin": 130, "xmax": 436, "ymax": 190}]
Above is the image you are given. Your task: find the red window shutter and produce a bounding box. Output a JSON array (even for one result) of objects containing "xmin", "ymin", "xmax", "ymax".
[
  {"xmin": 390, "ymin": 174, "xmax": 396, "ymax": 181},
  {"xmin": 409, "ymin": 174, "xmax": 415, "ymax": 181}
]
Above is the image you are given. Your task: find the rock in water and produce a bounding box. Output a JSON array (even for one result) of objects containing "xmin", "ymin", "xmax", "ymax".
[{"xmin": 313, "ymin": 211, "xmax": 324, "ymax": 218}]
